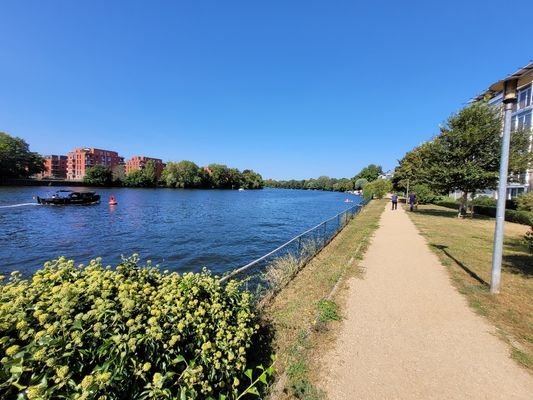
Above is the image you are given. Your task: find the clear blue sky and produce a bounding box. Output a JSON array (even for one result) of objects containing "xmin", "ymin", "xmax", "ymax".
[{"xmin": 1, "ymin": 1, "xmax": 531, "ymax": 180}]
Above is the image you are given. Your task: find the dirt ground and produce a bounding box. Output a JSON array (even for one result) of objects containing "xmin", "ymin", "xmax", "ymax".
[{"xmin": 318, "ymin": 203, "xmax": 533, "ymax": 399}]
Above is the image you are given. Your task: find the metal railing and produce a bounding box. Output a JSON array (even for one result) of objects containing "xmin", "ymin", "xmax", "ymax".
[{"xmin": 221, "ymin": 199, "xmax": 368, "ymax": 298}]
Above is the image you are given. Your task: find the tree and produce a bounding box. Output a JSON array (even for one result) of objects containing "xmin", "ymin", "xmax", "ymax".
[
  {"xmin": 353, "ymin": 178, "xmax": 368, "ymax": 190},
  {"xmin": 241, "ymin": 169, "xmax": 264, "ymax": 189},
  {"xmin": 353, "ymin": 164, "xmax": 383, "ymax": 182},
  {"xmin": 362, "ymin": 179, "xmax": 392, "ymax": 199},
  {"xmin": 208, "ymin": 164, "xmax": 234, "ymax": 189},
  {"xmin": 83, "ymin": 165, "xmax": 113, "ymax": 186},
  {"xmin": 391, "ymin": 142, "xmax": 436, "ymax": 194},
  {"xmin": 0, "ymin": 132, "xmax": 44, "ymax": 178},
  {"xmin": 112, "ymin": 164, "xmax": 125, "ymax": 184},
  {"xmin": 162, "ymin": 161, "xmax": 205, "ymax": 188},
  {"xmin": 332, "ymin": 178, "xmax": 353, "ymax": 192},
  {"xmin": 123, "ymin": 170, "xmax": 151, "ymax": 187},
  {"xmin": 408, "ymin": 101, "xmax": 531, "ymax": 216},
  {"xmin": 142, "ymin": 160, "xmax": 159, "ymax": 187}
]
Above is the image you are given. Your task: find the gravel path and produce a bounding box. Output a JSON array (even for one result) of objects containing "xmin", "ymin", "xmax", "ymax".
[{"xmin": 320, "ymin": 203, "xmax": 533, "ymax": 400}]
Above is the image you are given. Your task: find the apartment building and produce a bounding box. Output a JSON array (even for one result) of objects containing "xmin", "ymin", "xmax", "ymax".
[
  {"xmin": 125, "ymin": 156, "xmax": 164, "ymax": 179},
  {"xmin": 37, "ymin": 155, "xmax": 68, "ymax": 179},
  {"xmin": 67, "ymin": 148, "xmax": 124, "ymax": 180},
  {"xmin": 478, "ymin": 62, "xmax": 533, "ymax": 197}
]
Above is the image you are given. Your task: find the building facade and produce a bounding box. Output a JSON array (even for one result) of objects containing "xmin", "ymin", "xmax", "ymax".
[
  {"xmin": 125, "ymin": 156, "xmax": 164, "ymax": 179},
  {"xmin": 480, "ymin": 62, "xmax": 533, "ymax": 197},
  {"xmin": 37, "ymin": 155, "xmax": 68, "ymax": 179},
  {"xmin": 66, "ymin": 148, "xmax": 124, "ymax": 180}
]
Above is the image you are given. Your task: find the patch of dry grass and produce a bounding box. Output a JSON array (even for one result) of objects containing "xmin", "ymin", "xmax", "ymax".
[
  {"xmin": 407, "ymin": 204, "xmax": 533, "ymax": 372},
  {"xmin": 265, "ymin": 200, "xmax": 385, "ymax": 398}
]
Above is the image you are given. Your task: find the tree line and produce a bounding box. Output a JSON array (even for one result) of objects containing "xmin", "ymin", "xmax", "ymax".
[
  {"xmin": 83, "ymin": 161, "xmax": 264, "ymax": 189},
  {"xmin": 264, "ymin": 164, "xmax": 386, "ymax": 192},
  {"xmin": 0, "ymin": 132, "xmax": 263, "ymax": 189}
]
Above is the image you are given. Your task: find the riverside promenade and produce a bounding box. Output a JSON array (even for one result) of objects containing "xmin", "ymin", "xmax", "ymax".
[{"xmin": 319, "ymin": 202, "xmax": 533, "ymax": 399}]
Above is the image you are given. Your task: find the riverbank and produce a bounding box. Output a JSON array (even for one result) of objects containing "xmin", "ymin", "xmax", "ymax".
[{"xmin": 265, "ymin": 199, "xmax": 385, "ymax": 398}]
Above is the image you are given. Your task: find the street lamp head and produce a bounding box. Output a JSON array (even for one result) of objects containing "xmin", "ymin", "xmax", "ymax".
[
  {"xmin": 489, "ymin": 78, "xmax": 518, "ymax": 104},
  {"xmin": 503, "ymin": 79, "xmax": 518, "ymax": 104}
]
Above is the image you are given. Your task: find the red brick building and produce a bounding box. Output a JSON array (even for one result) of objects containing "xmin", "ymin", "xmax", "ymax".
[
  {"xmin": 37, "ymin": 155, "xmax": 68, "ymax": 179},
  {"xmin": 67, "ymin": 148, "xmax": 124, "ymax": 180},
  {"xmin": 125, "ymin": 156, "xmax": 164, "ymax": 179}
]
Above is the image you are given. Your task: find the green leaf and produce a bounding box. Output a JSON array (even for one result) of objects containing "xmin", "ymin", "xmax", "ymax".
[
  {"xmin": 173, "ymin": 355, "xmax": 186, "ymax": 364},
  {"xmin": 10, "ymin": 366, "xmax": 23, "ymax": 374},
  {"xmin": 244, "ymin": 369, "xmax": 253, "ymax": 380},
  {"xmin": 246, "ymin": 386, "xmax": 260, "ymax": 396},
  {"xmin": 258, "ymin": 372, "xmax": 268, "ymax": 385}
]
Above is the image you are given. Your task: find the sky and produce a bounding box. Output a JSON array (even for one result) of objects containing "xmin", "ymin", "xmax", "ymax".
[{"xmin": 1, "ymin": 0, "xmax": 532, "ymax": 180}]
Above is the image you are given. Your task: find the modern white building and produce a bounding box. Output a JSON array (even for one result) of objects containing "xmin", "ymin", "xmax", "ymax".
[{"xmin": 476, "ymin": 62, "xmax": 533, "ymax": 198}]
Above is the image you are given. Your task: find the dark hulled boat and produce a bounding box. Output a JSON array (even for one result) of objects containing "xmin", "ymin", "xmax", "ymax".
[{"xmin": 36, "ymin": 190, "xmax": 101, "ymax": 205}]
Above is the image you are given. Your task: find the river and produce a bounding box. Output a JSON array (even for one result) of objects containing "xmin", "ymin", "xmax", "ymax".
[{"xmin": 0, "ymin": 187, "xmax": 361, "ymax": 276}]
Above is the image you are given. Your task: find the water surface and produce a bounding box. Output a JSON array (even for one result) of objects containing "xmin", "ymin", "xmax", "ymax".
[{"xmin": 0, "ymin": 187, "xmax": 361, "ymax": 275}]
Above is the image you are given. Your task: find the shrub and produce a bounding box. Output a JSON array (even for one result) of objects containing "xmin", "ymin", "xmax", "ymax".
[
  {"xmin": 410, "ymin": 184, "xmax": 438, "ymax": 204},
  {"xmin": 0, "ymin": 256, "xmax": 261, "ymax": 399},
  {"xmin": 505, "ymin": 209, "xmax": 533, "ymax": 226},
  {"xmin": 472, "ymin": 196, "xmax": 497, "ymax": 207},
  {"xmin": 433, "ymin": 198, "xmax": 460, "ymax": 210},
  {"xmin": 472, "ymin": 206, "xmax": 533, "ymax": 225},
  {"xmin": 516, "ymin": 192, "xmax": 533, "ymax": 212}
]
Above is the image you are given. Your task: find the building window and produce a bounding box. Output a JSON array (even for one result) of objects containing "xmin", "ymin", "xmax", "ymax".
[
  {"xmin": 517, "ymin": 85, "xmax": 532, "ymax": 110},
  {"xmin": 514, "ymin": 110, "xmax": 532, "ymax": 131}
]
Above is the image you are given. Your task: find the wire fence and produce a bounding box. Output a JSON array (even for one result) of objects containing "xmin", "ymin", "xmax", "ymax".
[{"xmin": 221, "ymin": 198, "xmax": 369, "ymax": 300}]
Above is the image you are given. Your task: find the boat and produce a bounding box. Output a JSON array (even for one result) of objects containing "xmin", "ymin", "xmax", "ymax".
[
  {"xmin": 108, "ymin": 195, "xmax": 118, "ymax": 205},
  {"xmin": 36, "ymin": 190, "xmax": 101, "ymax": 205}
]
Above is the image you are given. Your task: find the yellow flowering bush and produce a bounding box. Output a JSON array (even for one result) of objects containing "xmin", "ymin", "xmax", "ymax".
[{"xmin": 0, "ymin": 255, "xmax": 261, "ymax": 399}]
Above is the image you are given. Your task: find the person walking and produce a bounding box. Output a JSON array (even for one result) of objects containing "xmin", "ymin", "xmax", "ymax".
[
  {"xmin": 391, "ymin": 193, "xmax": 398, "ymax": 210},
  {"xmin": 408, "ymin": 192, "xmax": 417, "ymax": 211}
]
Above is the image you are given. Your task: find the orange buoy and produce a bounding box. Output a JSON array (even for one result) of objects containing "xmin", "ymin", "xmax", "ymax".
[{"xmin": 109, "ymin": 195, "xmax": 118, "ymax": 206}]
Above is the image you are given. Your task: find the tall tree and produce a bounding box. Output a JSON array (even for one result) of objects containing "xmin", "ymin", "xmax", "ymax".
[
  {"xmin": 142, "ymin": 160, "xmax": 159, "ymax": 187},
  {"xmin": 418, "ymin": 101, "xmax": 531, "ymax": 215},
  {"xmin": 353, "ymin": 164, "xmax": 383, "ymax": 182},
  {"xmin": 391, "ymin": 142, "xmax": 436, "ymax": 193},
  {"xmin": 0, "ymin": 132, "xmax": 44, "ymax": 178}
]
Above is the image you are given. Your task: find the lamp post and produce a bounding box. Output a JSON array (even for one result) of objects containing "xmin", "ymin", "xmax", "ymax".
[{"xmin": 490, "ymin": 78, "xmax": 518, "ymax": 294}]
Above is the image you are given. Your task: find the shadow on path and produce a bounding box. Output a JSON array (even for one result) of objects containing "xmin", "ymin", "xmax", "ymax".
[{"xmin": 430, "ymin": 244, "xmax": 489, "ymax": 287}]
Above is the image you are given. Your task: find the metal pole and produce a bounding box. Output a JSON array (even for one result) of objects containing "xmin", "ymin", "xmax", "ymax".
[{"xmin": 490, "ymin": 92, "xmax": 515, "ymax": 294}]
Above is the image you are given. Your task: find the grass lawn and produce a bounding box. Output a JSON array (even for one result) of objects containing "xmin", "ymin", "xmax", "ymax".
[
  {"xmin": 265, "ymin": 199, "xmax": 385, "ymax": 398},
  {"xmin": 407, "ymin": 204, "xmax": 533, "ymax": 372}
]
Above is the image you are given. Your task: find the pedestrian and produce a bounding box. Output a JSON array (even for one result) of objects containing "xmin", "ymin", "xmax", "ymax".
[
  {"xmin": 391, "ymin": 193, "xmax": 398, "ymax": 210},
  {"xmin": 408, "ymin": 191, "xmax": 417, "ymax": 211}
]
